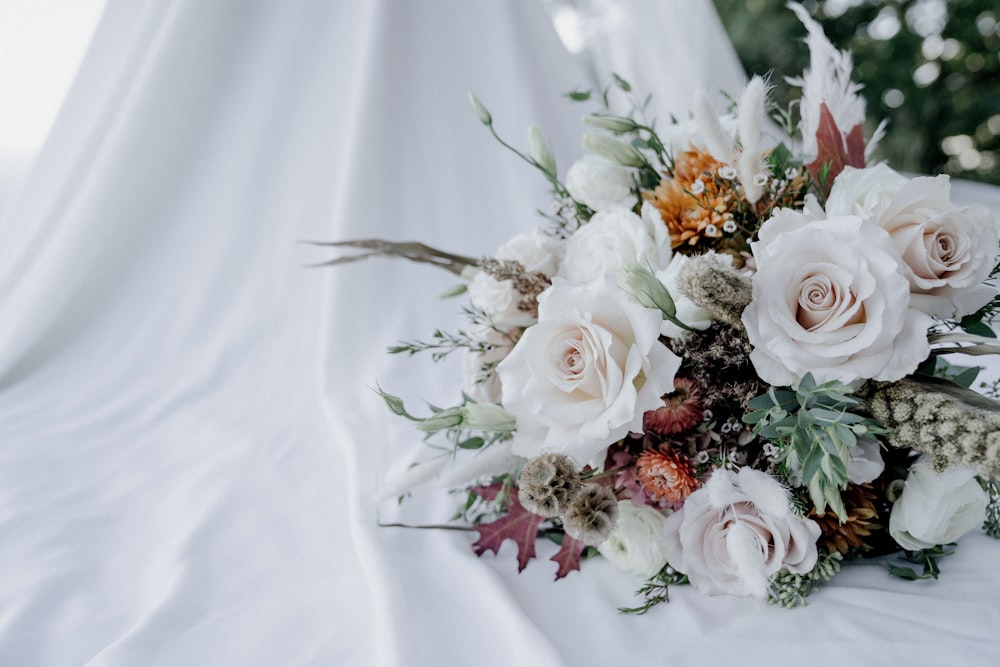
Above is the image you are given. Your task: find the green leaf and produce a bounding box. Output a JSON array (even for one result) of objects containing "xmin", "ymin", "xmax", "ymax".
[
  {"xmin": 565, "ymin": 90, "xmax": 592, "ymax": 102},
  {"xmin": 439, "ymin": 283, "xmax": 468, "ymax": 299},
  {"xmin": 960, "ymin": 315, "xmax": 997, "ymax": 338},
  {"xmin": 457, "ymin": 437, "xmax": 486, "ymax": 450},
  {"xmin": 767, "ymin": 142, "xmax": 792, "ymax": 172},
  {"xmin": 886, "ymin": 563, "xmax": 923, "ymax": 580},
  {"xmin": 952, "ymin": 365, "xmax": 982, "ymax": 388},
  {"xmin": 611, "ymin": 72, "xmax": 632, "ymax": 92}
]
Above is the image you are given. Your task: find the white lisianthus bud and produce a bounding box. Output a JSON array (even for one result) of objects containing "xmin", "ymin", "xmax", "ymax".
[
  {"xmin": 415, "ymin": 407, "xmax": 464, "ymax": 433},
  {"xmin": 468, "ymin": 92, "xmax": 492, "ymax": 125},
  {"xmin": 619, "ymin": 263, "xmax": 677, "ymax": 319},
  {"xmin": 529, "ymin": 124, "xmax": 557, "ymax": 176},
  {"xmin": 582, "ymin": 132, "xmax": 647, "ymax": 168},
  {"xmin": 461, "ymin": 402, "xmax": 516, "ymax": 432},
  {"xmin": 583, "ymin": 114, "xmax": 639, "ymax": 133}
]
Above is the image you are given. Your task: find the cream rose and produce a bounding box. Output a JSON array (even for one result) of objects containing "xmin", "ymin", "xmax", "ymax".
[
  {"xmin": 828, "ymin": 166, "xmax": 999, "ymax": 318},
  {"xmin": 662, "ymin": 467, "xmax": 821, "ymax": 598},
  {"xmin": 889, "ymin": 454, "xmax": 988, "ymax": 551},
  {"xmin": 558, "ymin": 203, "xmax": 671, "ymax": 285},
  {"xmin": 742, "ymin": 210, "xmax": 932, "ymax": 386},
  {"xmin": 598, "ymin": 501, "xmax": 672, "ymax": 579},
  {"xmin": 565, "ymin": 154, "xmax": 636, "ymax": 212},
  {"xmin": 498, "ymin": 279, "xmax": 681, "ymax": 466}
]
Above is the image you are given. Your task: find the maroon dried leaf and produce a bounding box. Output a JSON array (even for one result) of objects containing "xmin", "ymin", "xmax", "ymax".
[
  {"xmin": 844, "ymin": 123, "xmax": 866, "ymax": 168},
  {"xmin": 471, "ymin": 492, "xmax": 543, "ymax": 572},
  {"xmin": 806, "ymin": 103, "xmax": 867, "ymax": 199},
  {"xmin": 550, "ymin": 534, "xmax": 587, "ymax": 580}
]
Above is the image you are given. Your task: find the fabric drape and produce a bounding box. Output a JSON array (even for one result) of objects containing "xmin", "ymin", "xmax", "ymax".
[{"xmin": 0, "ymin": 1, "xmax": 997, "ymax": 665}]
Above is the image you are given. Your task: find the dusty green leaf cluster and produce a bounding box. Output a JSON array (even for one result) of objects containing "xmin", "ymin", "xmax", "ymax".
[{"xmin": 767, "ymin": 551, "xmax": 843, "ymax": 608}]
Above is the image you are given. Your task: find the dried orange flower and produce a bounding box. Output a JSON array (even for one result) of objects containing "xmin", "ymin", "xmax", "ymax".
[
  {"xmin": 643, "ymin": 377, "xmax": 704, "ymax": 435},
  {"xmin": 636, "ymin": 447, "xmax": 701, "ymax": 504},
  {"xmin": 643, "ymin": 146, "xmax": 729, "ymax": 249}
]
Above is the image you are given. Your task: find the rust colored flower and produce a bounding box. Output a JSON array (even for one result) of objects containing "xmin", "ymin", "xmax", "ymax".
[
  {"xmin": 636, "ymin": 447, "xmax": 701, "ymax": 504},
  {"xmin": 643, "ymin": 147, "xmax": 729, "ymax": 249},
  {"xmin": 808, "ymin": 483, "xmax": 883, "ymax": 555},
  {"xmin": 643, "ymin": 377, "xmax": 704, "ymax": 435}
]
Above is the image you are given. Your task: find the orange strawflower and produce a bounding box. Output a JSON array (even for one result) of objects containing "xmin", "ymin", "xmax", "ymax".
[
  {"xmin": 643, "ymin": 146, "xmax": 729, "ymax": 249},
  {"xmin": 636, "ymin": 447, "xmax": 701, "ymax": 504}
]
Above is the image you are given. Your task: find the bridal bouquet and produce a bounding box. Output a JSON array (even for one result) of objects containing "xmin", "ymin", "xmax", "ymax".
[{"xmin": 325, "ymin": 4, "xmax": 1000, "ymax": 609}]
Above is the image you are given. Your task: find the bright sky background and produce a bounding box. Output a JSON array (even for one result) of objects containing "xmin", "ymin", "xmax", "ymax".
[{"xmin": 0, "ymin": 0, "xmax": 106, "ymax": 203}]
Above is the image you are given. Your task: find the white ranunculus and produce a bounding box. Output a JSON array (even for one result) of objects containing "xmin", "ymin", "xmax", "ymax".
[
  {"xmin": 565, "ymin": 154, "xmax": 636, "ymax": 212},
  {"xmin": 889, "ymin": 455, "xmax": 988, "ymax": 551},
  {"xmin": 497, "ymin": 228, "xmax": 563, "ymax": 277},
  {"xmin": 828, "ymin": 166, "xmax": 999, "ymax": 318},
  {"xmin": 742, "ymin": 210, "xmax": 932, "ymax": 386},
  {"xmin": 654, "ymin": 254, "xmax": 713, "ymax": 339},
  {"xmin": 558, "ymin": 204, "xmax": 671, "ymax": 285},
  {"xmin": 467, "ymin": 271, "xmax": 536, "ymax": 327},
  {"xmin": 598, "ymin": 501, "xmax": 672, "ymax": 578},
  {"xmin": 662, "ymin": 467, "xmax": 821, "ymax": 598},
  {"xmin": 498, "ymin": 279, "xmax": 681, "ymax": 466}
]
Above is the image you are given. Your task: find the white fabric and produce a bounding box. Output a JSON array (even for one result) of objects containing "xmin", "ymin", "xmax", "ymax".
[{"xmin": 0, "ymin": 1, "xmax": 998, "ymax": 666}]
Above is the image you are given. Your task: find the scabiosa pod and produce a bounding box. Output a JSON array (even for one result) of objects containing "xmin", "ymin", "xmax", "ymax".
[
  {"xmin": 518, "ymin": 453, "xmax": 583, "ymax": 518},
  {"xmin": 563, "ymin": 484, "xmax": 620, "ymax": 546}
]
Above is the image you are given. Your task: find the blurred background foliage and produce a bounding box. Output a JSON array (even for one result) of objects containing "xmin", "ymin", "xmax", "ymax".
[{"xmin": 712, "ymin": 0, "xmax": 1000, "ymax": 184}]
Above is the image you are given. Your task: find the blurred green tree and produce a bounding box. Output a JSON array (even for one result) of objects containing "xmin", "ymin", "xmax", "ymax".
[{"xmin": 713, "ymin": 0, "xmax": 1000, "ymax": 184}]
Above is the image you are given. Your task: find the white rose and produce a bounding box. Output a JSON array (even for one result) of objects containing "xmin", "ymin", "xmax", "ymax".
[
  {"xmin": 467, "ymin": 272, "xmax": 535, "ymax": 327},
  {"xmin": 565, "ymin": 154, "xmax": 636, "ymax": 212},
  {"xmin": 825, "ymin": 163, "xmax": 908, "ymax": 220},
  {"xmin": 889, "ymin": 455, "xmax": 988, "ymax": 551},
  {"xmin": 654, "ymin": 254, "xmax": 713, "ymax": 339},
  {"xmin": 498, "ymin": 279, "xmax": 681, "ymax": 466},
  {"xmin": 663, "ymin": 468, "xmax": 820, "ymax": 598},
  {"xmin": 558, "ymin": 204, "xmax": 671, "ymax": 285},
  {"xmin": 828, "ymin": 167, "xmax": 999, "ymax": 318},
  {"xmin": 497, "ymin": 228, "xmax": 563, "ymax": 277},
  {"xmin": 598, "ymin": 501, "xmax": 672, "ymax": 579},
  {"xmin": 742, "ymin": 210, "xmax": 932, "ymax": 386}
]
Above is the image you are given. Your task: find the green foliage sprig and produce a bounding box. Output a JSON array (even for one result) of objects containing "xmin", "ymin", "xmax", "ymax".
[
  {"xmin": 744, "ymin": 373, "xmax": 886, "ymax": 520},
  {"xmin": 887, "ymin": 544, "xmax": 956, "ymax": 581},
  {"xmin": 619, "ymin": 565, "xmax": 689, "ymax": 615},
  {"xmin": 980, "ymin": 477, "xmax": 1000, "ymax": 539}
]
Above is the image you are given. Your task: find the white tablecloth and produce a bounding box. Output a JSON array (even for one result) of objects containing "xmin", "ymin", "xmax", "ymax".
[{"xmin": 0, "ymin": 2, "xmax": 997, "ymax": 665}]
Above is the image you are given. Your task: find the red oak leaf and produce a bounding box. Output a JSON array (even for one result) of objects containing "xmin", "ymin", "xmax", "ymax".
[
  {"xmin": 550, "ymin": 534, "xmax": 587, "ymax": 580},
  {"xmin": 471, "ymin": 490, "xmax": 543, "ymax": 572},
  {"xmin": 807, "ymin": 102, "xmax": 866, "ymax": 198}
]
